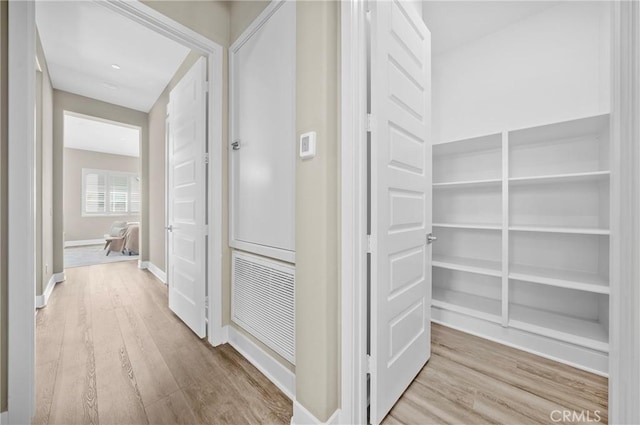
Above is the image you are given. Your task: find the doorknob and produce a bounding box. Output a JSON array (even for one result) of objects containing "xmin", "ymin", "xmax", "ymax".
[
  {"xmin": 231, "ymin": 139, "xmax": 241, "ymax": 150},
  {"xmin": 165, "ymin": 225, "xmax": 173, "ymax": 232},
  {"xmin": 427, "ymin": 233, "xmax": 437, "ymax": 244}
]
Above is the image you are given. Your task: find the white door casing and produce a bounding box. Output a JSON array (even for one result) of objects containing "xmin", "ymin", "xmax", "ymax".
[
  {"xmin": 369, "ymin": 1, "xmax": 432, "ymax": 423},
  {"xmin": 167, "ymin": 56, "xmax": 208, "ymax": 338}
]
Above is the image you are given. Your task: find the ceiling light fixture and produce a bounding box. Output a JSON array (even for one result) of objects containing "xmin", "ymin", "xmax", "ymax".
[{"xmin": 111, "ymin": 64, "xmax": 121, "ymax": 70}]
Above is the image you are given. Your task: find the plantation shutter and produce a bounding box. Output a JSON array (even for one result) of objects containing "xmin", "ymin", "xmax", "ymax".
[
  {"xmin": 130, "ymin": 176, "xmax": 140, "ymax": 213},
  {"xmin": 109, "ymin": 174, "xmax": 129, "ymax": 213},
  {"xmin": 85, "ymin": 172, "xmax": 106, "ymax": 213}
]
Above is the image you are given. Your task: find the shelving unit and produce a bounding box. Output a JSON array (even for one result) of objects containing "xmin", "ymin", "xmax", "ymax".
[
  {"xmin": 431, "ymin": 114, "xmax": 611, "ymax": 375},
  {"xmin": 433, "ymin": 268, "xmax": 502, "ymax": 323}
]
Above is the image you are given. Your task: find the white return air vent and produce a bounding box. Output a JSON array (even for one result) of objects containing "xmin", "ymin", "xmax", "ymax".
[{"xmin": 232, "ymin": 251, "xmax": 295, "ymax": 364}]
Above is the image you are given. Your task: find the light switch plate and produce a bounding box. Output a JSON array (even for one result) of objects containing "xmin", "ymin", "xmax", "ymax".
[{"xmin": 300, "ymin": 131, "xmax": 316, "ymax": 159}]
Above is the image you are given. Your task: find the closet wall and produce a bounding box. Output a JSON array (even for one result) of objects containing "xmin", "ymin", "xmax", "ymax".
[
  {"xmin": 429, "ymin": 1, "xmax": 612, "ymax": 374},
  {"xmin": 432, "ymin": 1, "xmax": 610, "ymax": 143}
]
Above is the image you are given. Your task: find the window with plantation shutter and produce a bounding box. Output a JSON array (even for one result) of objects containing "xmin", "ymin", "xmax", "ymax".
[
  {"xmin": 82, "ymin": 168, "xmax": 140, "ymax": 216},
  {"xmin": 109, "ymin": 174, "xmax": 129, "ymax": 213},
  {"xmin": 130, "ymin": 176, "xmax": 140, "ymax": 213},
  {"xmin": 84, "ymin": 172, "xmax": 106, "ymax": 214}
]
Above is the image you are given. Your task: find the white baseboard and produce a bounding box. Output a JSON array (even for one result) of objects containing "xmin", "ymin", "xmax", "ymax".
[
  {"xmin": 1, "ymin": 410, "xmax": 8, "ymax": 425},
  {"xmin": 138, "ymin": 261, "xmax": 166, "ymax": 283},
  {"xmin": 64, "ymin": 238, "xmax": 104, "ymax": 247},
  {"xmin": 221, "ymin": 324, "xmax": 229, "ymax": 344},
  {"xmin": 292, "ymin": 401, "xmax": 340, "ymax": 425},
  {"xmin": 432, "ymin": 308, "xmax": 609, "ymax": 376},
  {"xmin": 225, "ymin": 325, "xmax": 295, "ymax": 400},
  {"xmin": 35, "ymin": 272, "xmax": 65, "ymax": 308}
]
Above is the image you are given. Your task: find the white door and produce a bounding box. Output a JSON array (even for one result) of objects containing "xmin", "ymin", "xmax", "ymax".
[
  {"xmin": 369, "ymin": 1, "xmax": 432, "ymax": 423},
  {"xmin": 167, "ymin": 57, "xmax": 208, "ymax": 338}
]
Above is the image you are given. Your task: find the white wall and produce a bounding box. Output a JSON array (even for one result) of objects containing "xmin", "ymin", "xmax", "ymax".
[{"xmin": 432, "ymin": 1, "xmax": 610, "ymax": 143}]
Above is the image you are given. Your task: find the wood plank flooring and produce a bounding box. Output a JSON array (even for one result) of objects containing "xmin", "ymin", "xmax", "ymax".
[
  {"xmin": 36, "ymin": 261, "xmax": 608, "ymax": 424},
  {"xmin": 384, "ymin": 324, "xmax": 608, "ymax": 425},
  {"xmin": 34, "ymin": 261, "xmax": 292, "ymax": 425}
]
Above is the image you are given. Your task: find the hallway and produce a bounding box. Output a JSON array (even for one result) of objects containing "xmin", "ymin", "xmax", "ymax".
[{"xmin": 34, "ymin": 262, "xmax": 292, "ymax": 425}]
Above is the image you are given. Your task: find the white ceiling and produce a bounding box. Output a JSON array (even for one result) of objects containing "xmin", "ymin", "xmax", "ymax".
[
  {"xmin": 64, "ymin": 114, "xmax": 140, "ymax": 157},
  {"xmin": 423, "ymin": 1, "xmax": 560, "ymax": 54},
  {"xmin": 36, "ymin": 1, "xmax": 191, "ymax": 112}
]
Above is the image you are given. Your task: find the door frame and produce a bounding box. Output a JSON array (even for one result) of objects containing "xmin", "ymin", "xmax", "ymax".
[
  {"xmin": 608, "ymin": 2, "xmax": 640, "ymax": 424},
  {"xmin": 339, "ymin": 2, "xmax": 640, "ymax": 424},
  {"xmin": 340, "ymin": 1, "xmax": 369, "ymax": 424},
  {"xmin": 6, "ymin": 1, "xmax": 224, "ymax": 422}
]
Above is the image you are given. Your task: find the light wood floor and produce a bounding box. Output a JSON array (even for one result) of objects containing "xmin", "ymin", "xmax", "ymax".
[
  {"xmin": 36, "ymin": 261, "xmax": 608, "ymax": 425},
  {"xmin": 384, "ymin": 324, "xmax": 608, "ymax": 425},
  {"xmin": 34, "ymin": 261, "xmax": 292, "ymax": 425}
]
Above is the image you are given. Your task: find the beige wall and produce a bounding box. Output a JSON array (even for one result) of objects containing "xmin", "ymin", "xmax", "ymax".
[
  {"xmin": 53, "ymin": 91, "xmax": 149, "ymax": 272},
  {"xmin": 36, "ymin": 30, "xmax": 54, "ymax": 297},
  {"xmin": 295, "ymin": 1, "xmax": 340, "ymax": 420},
  {"xmin": 63, "ymin": 148, "xmax": 140, "ymax": 242},
  {"xmin": 143, "ymin": 1, "xmax": 230, "ymax": 47},
  {"xmin": 228, "ymin": 0, "xmax": 269, "ymax": 44},
  {"xmin": 226, "ymin": 1, "xmax": 342, "ymax": 418},
  {"xmin": 0, "ymin": 0, "xmax": 7, "ymax": 412}
]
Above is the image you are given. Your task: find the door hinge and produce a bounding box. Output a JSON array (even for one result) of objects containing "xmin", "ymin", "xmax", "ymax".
[
  {"xmin": 205, "ymin": 296, "xmax": 209, "ymax": 309},
  {"xmin": 367, "ymin": 234, "xmax": 374, "ymax": 253},
  {"xmin": 367, "ymin": 114, "xmax": 373, "ymax": 132},
  {"xmin": 203, "ymin": 225, "xmax": 209, "ymax": 236},
  {"xmin": 203, "ymin": 152, "xmax": 209, "ymax": 164},
  {"xmin": 366, "ymin": 354, "xmax": 372, "ymax": 373}
]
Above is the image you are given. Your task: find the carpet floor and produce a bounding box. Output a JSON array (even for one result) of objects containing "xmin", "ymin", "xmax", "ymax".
[{"xmin": 64, "ymin": 244, "xmax": 139, "ymax": 268}]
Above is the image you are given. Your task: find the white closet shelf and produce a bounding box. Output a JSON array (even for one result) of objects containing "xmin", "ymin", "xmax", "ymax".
[
  {"xmin": 509, "ymin": 171, "xmax": 610, "ymax": 186},
  {"xmin": 509, "ymin": 264, "xmax": 609, "ymax": 294},
  {"xmin": 434, "ymin": 223, "xmax": 502, "ymax": 231},
  {"xmin": 508, "ymin": 114, "xmax": 610, "ymax": 147},
  {"xmin": 432, "ymin": 287, "xmax": 502, "ymax": 324},
  {"xmin": 433, "ymin": 178, "xmax": 502, "ymax": 188},
  {"xmin": 433, "ymin": 133, "xmax": 502, "ymax": 154},
  {"xmin": 509, "ymin": 304, "xmax": 609, "ymax": 352},
  {"xmin": 509, "ymin": 226, "xmax": 610, "ymax": 236},
  {"xmin": 433, "ymin": 255, "xmax": 501, "ymax": 277}
]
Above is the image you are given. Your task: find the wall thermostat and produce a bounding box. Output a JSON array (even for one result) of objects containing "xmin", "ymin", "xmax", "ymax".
[{"xmin": 299, "ymin": 131, "xmax": 316, "ymax": 159}]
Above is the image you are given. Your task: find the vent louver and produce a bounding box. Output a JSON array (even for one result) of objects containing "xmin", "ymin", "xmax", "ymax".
[{"xmin": 232, "ymin": 251, "xmax": 295, "ymax": 364}]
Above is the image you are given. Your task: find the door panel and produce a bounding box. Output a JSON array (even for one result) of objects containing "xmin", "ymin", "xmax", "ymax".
[
  {"xmin": 167, "ymin": 56, "xmax": 207, "ymax": 338},
  {"xmin": 369, "ymin": 1, "xmax": 432, "ymax": 423},
  {"xmin": 230, "ymin": 1, "xmax": 296, "ymax": 258}
]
